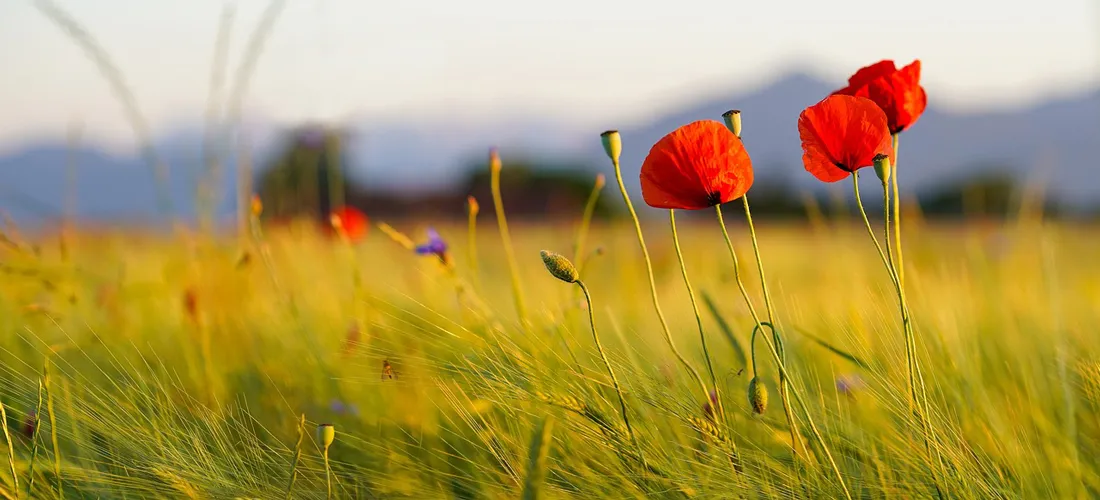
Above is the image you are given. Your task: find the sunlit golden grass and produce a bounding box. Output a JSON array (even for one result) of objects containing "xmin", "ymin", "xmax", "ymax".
[{"xmin": 1, "ymin": 215, "xmax": 1099, "ymax": 498}]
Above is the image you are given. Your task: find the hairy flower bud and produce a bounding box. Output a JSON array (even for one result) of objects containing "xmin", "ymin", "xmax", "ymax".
[
  {"xmin": 540, "ymin": 250, "xmax": 579, "ymax": 283},
  {"xmin": 748, "ymin": 377, "xmax": 768, "ymax": 415}
]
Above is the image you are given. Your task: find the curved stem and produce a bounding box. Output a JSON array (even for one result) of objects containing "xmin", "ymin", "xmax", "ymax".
[
  {"xmin": 717, "ymin": 204, "xmax": 802, "ymax": 456},
  {"xmin": 741, "ymin": 196, "xmax": 804, "ymax": 457},
  {"xmin": 608, "ymin": 158, "xmax": 710, "ymax": 404},
  {"xmin": 577, "ymin": 280, "xmax": 644, "ymax": 467},
  {"xmin": 854, "ymin": 173, "xmax": 944, "ymax": 490},
  {"xmin": 670, "ymin": 211, "xmax": 728, "ymax": 425},
  {"xmin": 716, "ymin": 205, "xmax": 850, "ymax": 500},
  {"xmin": 490, "ymin": 161, "xmax": 529, "ymax": 327}
]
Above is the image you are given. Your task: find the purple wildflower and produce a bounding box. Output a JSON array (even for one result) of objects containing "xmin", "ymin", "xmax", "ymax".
[
  {"xmin": 415, "ymin": 228, "xmax": 449, "ymax": 262},
  {"xmin": 836, "ymin": 374, "xmax": 866, "ymax": 396}
]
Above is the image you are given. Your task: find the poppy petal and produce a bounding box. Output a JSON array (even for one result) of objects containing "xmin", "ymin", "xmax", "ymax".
[
  {"xmin": 847, "ymin": 60, "xmax": 896, "ymax": 90},
  {"xmin": 640, "ymin": 120, "xmax": 753, "ymax": 209},
  {"xmin": 799, "ymin": 95, "xmax": 892, "ymax": 182},
  {"xmin": 836, "ymin": 59, "xmax": 926, "ymax": 134}
]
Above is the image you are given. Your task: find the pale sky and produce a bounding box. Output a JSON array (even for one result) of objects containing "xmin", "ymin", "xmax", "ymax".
[{"xmin": 1, "ymin": 0, "xmax": 1097, "ymax": 150}]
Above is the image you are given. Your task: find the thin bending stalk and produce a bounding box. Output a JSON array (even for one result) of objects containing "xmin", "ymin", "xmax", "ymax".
[
  {"xmin": 716, "ymin": 205, "xmax": 851, "ymax": 500},
  {"xmin": 715, "ymin": 205, "xmax": 804, "ymax": 457},
  {"xmin": 851, "ymin": 175, "xmax": 912, "ymax": 400},
  {"xmin": 490, "ymin": 157, "xmax": 529, "ymax": 326},
  {"xmin": 740, "ymin": 196, "xmax": 805, "ymax": 457},
  {"xmin": 853, "ymin": 174, "xmax": 944, "ymax": 490},
  {"xmin": 608, "ymin": 157, "xmax": 710, "ymax": 403},
  {"xmin": 577, "ymin": 281, "xmax": 644, "ymax": 466},
  {"xmin": 669, "ymin": 210, "xmax": 728, "ymax": 427}
]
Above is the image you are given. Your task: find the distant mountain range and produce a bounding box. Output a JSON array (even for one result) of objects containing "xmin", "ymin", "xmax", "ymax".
[{"xmin": 1, "ymin": 71, "xmax": 1098, "ymax": 225}]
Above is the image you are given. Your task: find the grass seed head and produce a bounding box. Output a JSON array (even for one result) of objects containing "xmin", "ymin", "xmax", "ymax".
[
  {"xmin": 748, "ymin": 377, "xmax": 768, "ymax": 415},
  {"xmin": 540, "ymin": 250, "xmax": 579, "ymax": 283}
]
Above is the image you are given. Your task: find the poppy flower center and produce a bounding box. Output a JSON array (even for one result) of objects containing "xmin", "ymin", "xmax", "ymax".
[{"xmin": 705, "ymin": 191, "xmax": 722, "ymax": 206}]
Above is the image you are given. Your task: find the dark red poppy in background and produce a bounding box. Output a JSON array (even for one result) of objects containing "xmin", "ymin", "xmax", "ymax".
[
  {"xmin": 329, "ymin": 206, "xmax": 369, "ymax": 243},
  {"xmin": 798, "ymin": 95, "xmax": 893, "ymax": 183},
  {"xmin": 640, "ymin": 120, "xmax": 754, "ymax": 210},
  {"xmin": 834, "ymin": 60, "xmax": 926, "ymax": 134}
]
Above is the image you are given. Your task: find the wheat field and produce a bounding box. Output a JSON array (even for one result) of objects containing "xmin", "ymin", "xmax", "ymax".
[{"xmin": 1, "ymin": 199, "xmax": 1098, "ymax": 499}]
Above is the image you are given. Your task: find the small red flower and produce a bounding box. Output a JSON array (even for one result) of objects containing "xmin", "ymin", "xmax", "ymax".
[
  {"xmin": 798, "ymin": 95, "xmax": 893, "ymax": 183},
  {"xmin": 834, "ymin": 59, "xmax": 926, "ymax": 134},
  {"xmin": 328, "ymin": 206, "xmax": 369, "ymax": 243},
  {"xmin": 640, "ymin": 120, "xmax": 754, "ymax": 210}
]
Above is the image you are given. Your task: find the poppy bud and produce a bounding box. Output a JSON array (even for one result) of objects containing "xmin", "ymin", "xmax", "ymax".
[
  {"xmin": 747, "ymin": 377, "xmax": 768, "ymax": 414},
  {"xmin": 467, "ymin": 196, "xmax": 479, "ymax": 216},
  {"xmin": 250, "ymin": 194, "xmax": 263, "ymax": 217},
  {"xmin": 595, "ymin": 173, "xmax": 606, "ymax": 190},
  {"xmin": 873, "ymin": 154, "xmax": 892, "ymax": 185},
  {"xmin": 722, "ymin": 110, "xmax": 742, "ymax": 138},
  {"xmin": 317, "ymin": 423, "xmax": 335, "ymax": 449},
  {"xmin": 600, "ymin": 130, "xmax": 622, "ymax": 164},
  {"xmin": 489, "ymin": 148, "xmax": 502, "ymax": 173},
  {"xmin": 540, "ymin": 250, "xmax": 579, "ymax": 283}
]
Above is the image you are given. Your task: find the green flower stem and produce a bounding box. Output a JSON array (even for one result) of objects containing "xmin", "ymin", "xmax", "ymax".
[
  {"xmin": 669, "ymin": 210, "xmax": 729, "ymax": 427},
  {"xmin": 716, "ymin": 204, "xmax": 802, "ymax": 456},
  {"xmin": 891, "ymin": 134, "xmax": 905, "ymax": 288},
  {"xmin": 741, "ymin": 196, "xmax": 804, "ymax": 457},
  {"xmin": 607, "ymin": 156, "xmax": 710, "ymax": 404},
  {"xmin": 716, "ymin": 204, "xmax": 851, "ymax": 500},
  {"xmin": 577, "ymin": 280, "xmax": 644, "ymax": 467},
  {"xmin": 853, "ymin": 173, "xmax": 944, "ymax": 492}
]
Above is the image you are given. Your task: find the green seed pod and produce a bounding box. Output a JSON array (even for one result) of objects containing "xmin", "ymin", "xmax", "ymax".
[
  {"xmin": 873, "ymin": 153, "xmax": 892, "ymax": 185},
  {"xmin": 540, "ymin": 250, "xmax": 579, "ymax": 284},
  {"xmin": 600, "ymin": 130, "xmax": 622, "ymax": 164},
  {"xmin": 748, "ymin": 377, "xmax": 768, "ymax": 415},
  {"xmin": 722, "ymin": 110, "xmax": 742, "ymax": 138},
  {"xmin": 317, "ymin": 423, "xmax": 335, "ymax": 449}
]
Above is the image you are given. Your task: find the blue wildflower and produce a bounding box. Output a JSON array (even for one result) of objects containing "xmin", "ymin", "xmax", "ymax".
[{"xmin": 415, "ymin": 227, "xmax": 449, "ymax": 262}]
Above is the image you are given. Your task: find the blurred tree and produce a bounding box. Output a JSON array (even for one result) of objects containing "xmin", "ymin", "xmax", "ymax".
[
  {"xmin": 254, "ymin": 125, "xmax": 350, "ymax": 222},
  {"xmin": 919, "ymin": 168, "xmax": 1061, "ymax": 218}
]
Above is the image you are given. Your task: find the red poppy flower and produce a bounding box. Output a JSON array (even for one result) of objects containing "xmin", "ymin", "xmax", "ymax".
[
  {"xmin": 328, "ymin": 206, "xmax": 369, "ymax": 242},
  {"xmin": 833, "ymin": 60, "xmax": 926, "ymax": 134},
  {"xmin": 640, "ymin": 120, "xmax": 754, "ymax": 210},
  {"xmin": 798, "ymin": 95, "xmax": 893, "ymax": 183}
]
